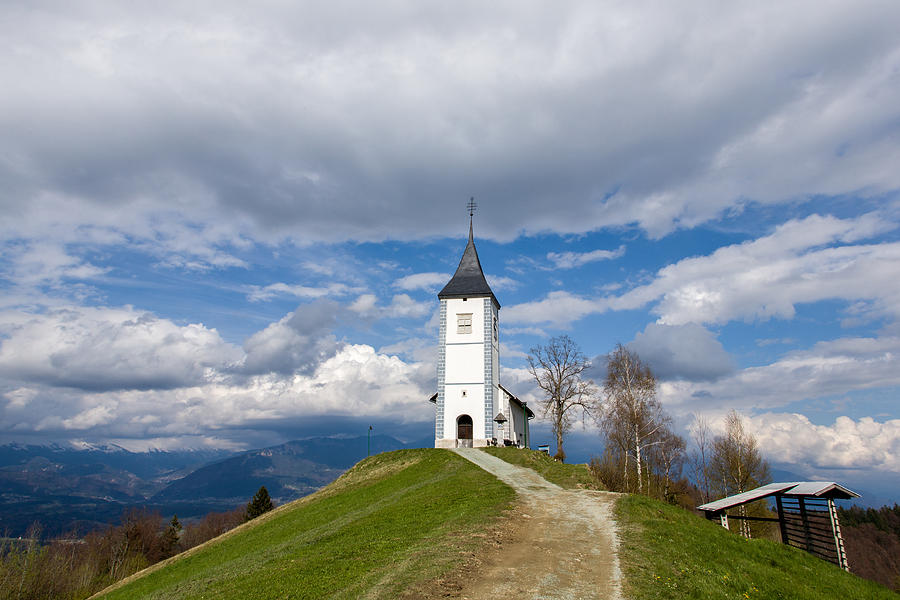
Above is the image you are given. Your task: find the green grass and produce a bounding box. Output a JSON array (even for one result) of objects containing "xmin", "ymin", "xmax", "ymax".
[
  {"xmin": 481, "ymin": 446, "xmax": 601, "ymax": 490},
  {"xmin": 94, "ymin": 449, "xmax": 515, "ymax": 600},
  {"xmin": 617, "ymin": 493, "xmax": 897, "ymax": 600}
]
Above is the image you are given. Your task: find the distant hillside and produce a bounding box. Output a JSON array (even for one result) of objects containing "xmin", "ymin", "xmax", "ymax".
[
  {"xmin": 94, "ymin": 449, "xmax": 514, "ymax": 599},
  {"xmin": 150, "ymin": 434, "xmax": 412, "ymax": 506},
  {"xmin": 0, "ymin": 443, "xmax": 234, "ymax": 536},
  {"xmin": 0, "ymin": 435, "xmax": 428, "ymax": 536}
]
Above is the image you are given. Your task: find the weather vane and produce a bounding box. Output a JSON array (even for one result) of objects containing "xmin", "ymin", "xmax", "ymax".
[{"xmin": 467, "ymin": 197, "xmax": 477, "ymax": 217}]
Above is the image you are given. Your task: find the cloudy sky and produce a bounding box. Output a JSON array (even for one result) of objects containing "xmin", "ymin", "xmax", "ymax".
[{"xmin": 2, "ymin": 1, "xmax": 899, "ymax": 499}]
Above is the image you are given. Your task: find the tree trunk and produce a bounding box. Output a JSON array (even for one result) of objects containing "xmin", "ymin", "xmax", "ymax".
[
  {"xmin": 664, "ymin": 462, "xmax": 671, "ymax": 499},
  {"xmin": 555, "ymin": 407, "xmax": 565, "ymax": 461},
  {"xmin": 634, "ymin": 424, "xmax": 643, "ymax": 495}
]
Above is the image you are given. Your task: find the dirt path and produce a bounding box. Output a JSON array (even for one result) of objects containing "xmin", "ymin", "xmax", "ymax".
[{"xmin": 451, "ymin": 449, "xmax": 623, "ymax": 600}]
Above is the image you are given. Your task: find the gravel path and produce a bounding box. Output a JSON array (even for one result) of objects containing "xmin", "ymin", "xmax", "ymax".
[{"xmin": 451, "ymin": 448, "xmax": 623, "ymax": 600}]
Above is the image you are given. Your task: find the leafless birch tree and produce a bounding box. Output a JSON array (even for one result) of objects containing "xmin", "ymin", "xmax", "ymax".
[
  {"xmin": 527, "ymin": 335, "xmax": 598, "ymax": 462},
  {"xmin": 601, "ymin": 344, "xmax": 666, "ymax": 494},
  {"xmin": 654, "ymin": 426, "xmax": 687, "ymax": 500},
  {"xmin": 708, "ymin": 410, "xmax": 772, "ymax": 538},
  {"xmin": 689, "ymin": 413, "xmax": 713, "ymax": 503}
]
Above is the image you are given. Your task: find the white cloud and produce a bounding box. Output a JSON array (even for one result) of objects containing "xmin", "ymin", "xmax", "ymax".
[
  {"xmin": 349, "ymin": 293, "xmax": 378, "ymax": 314},
  {"xmin": 0, "ymin": 306, "xmax": 241, "ymax": 391},
  {"xmin": 246, "ymin": 282, "xmax": 360, "ymax": 302},
  {"xmin": 658, "ymin": 335, "xmax": 900, "ymax": 415},
  {"xmin": 394, "ymin": 272, "xmax": 448, "ymax": 291},
  {"xmin": 499, "ymin": 366, "xmax": 542, "ymax": 408},
  {"xmin": 747, "ymin": 413, "xmax": 900, "ymax": 473},
  {"xmin": 379, "ymin": 337, "xmax": 437, "ymax": 364},
  {"xmin": 486, "ymin": 274, "xmax": 519, "ymax": 291},
  {"xmin": 1, "ymin": 344, "xmax": 433, "ymax": 443},
  {"xmin": 499, "ymin": 342, "xmax": 528, "ymax": 360},
  {"xmin": 2, "ymin": 241, "xmax": 108, "ymax": 288},
  {"xmin": 349, "ymin": 293, "xmax": 430, "ymax": 319},
  {"xmin": 547, "ymin": 245, "xmax": 625, "ymax": 269},
  {"xmin": 504, "ymin": 290, "xmax": 601, "ymax": 327},
  {"xmin": 241, "ymin": 301, "xmax": 343, "ymax": 375},
  {"xmin": 503, "ymin": 326, "xmax": 549, "ymax": 337},
  {"xmin": 616, "ymin": 213, "xmax": 900, "ymax": 325},
  {"xmin": 627, "ymin": 322, "xmax": 734, "ymax": 381},
  {"xmin": 506, "ymin": 213, "xmax": 900, "ymax": 327},
  {"xmin": 388, "ymin": 294, "xmax": 432, "ymax": 318}
]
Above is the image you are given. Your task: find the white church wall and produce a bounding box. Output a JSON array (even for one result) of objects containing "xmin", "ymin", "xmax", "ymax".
[
  {"xmin": 444, "ymin": 344, "xmax": 484, "ymax": 383},
  {"xmin": 440, "ymin": 297, "xmax": 494, "ymax": 446},
  {"xmin": 508, "ymin": 401, "xmax": 525, "ymax": 445},
  {"xmin": 444, "ymin": 298, "xmax": 485, "ymax": 345},
  {"xmin": 443, "ymin": 384, "xmax": 487, "ymax": 442}
]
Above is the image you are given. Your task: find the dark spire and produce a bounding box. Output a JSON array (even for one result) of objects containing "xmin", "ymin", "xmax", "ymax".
[{"xmin": 438, "ymin": 205, "xmax": 498, "ymax": 306}]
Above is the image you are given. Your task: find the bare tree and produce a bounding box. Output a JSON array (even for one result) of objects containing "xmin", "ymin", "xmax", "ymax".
[
  {"xmin": 654, "ymin": 426, "xmax": 687, "ymax": 501},
  {"xmin": 708, "ymin": 410, "xmax": 772, "ymax": 538},
  {"xmin": 689, "ymin": 413, "xmax": 713, "ymax": 503},
  {"xmin": 601, "ymin": 344, "xmax": 665, "ymax": 494},
  {"xmin": 527, "ymin": 335, "xmax": 598, "ymax": 462}
]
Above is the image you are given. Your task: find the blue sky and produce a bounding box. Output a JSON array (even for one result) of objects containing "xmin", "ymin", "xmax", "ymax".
[{"xmin": 1, "ymin": 1, "xmax": 899, "ymax": 501}]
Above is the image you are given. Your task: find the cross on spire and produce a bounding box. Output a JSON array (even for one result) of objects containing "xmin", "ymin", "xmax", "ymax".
[{"xmin": 467, "ymin": 197, "xmax": 477, "ymax": 218}]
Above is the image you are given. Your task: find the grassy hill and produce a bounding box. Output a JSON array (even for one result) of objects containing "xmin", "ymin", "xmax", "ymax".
[
  {"xmin": 482, "ymin": 446, "xmax": 598, "ymax": 489},
  {"xmin": 484, "ymin": 447, "xmax": 896, "ymax": 599},
  {"xmin": 93, "ymin": 446, "xmax": 896, "ymax": 599},
  {"xmin": 616, "ymin": 493, "xmax": 898, "ymax": 599},
  {"xmin": 93, "ymin": 449, "xmax": 514, "ymax": 599}
]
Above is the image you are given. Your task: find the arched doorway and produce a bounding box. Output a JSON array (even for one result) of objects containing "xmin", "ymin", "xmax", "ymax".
[{"xmin": 457, "ymin": 414, "xmax": 473, "ymax": 448}]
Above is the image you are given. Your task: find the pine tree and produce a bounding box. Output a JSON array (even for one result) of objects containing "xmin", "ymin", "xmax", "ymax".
[
  {"xmin": 245, "ymin": 486, "xmax": 275, "ymax": 521},
  {"xmin": 160, "ymin": 514, "xmax": 182, "ymax": 558}
]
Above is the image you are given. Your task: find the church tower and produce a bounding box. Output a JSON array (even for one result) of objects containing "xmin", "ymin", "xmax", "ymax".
[
  {"xmin": 433, "ymin": 208, "xmax": 500, "ymax": 448},
  {"xmin": 431, "ymin": 202, "xmax": 533, "ymax": 449}
]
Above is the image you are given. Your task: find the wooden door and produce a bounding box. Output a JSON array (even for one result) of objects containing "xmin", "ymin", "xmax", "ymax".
[{"xmin": 457, "ymin": 415, "xmax": 473, "ymax": 447}]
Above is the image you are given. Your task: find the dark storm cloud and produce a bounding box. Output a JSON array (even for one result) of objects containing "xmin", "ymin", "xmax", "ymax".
[
  {"xmin": 1, "ymin": 1, "xmax": 899, "ymax": 257},
  {"xmin": 627, "ymin": 322, "xmax": 735, "ymax": 382},
  {"xmin": 240, "ymin": 300, "xmax": 345, "ymax": 376}
]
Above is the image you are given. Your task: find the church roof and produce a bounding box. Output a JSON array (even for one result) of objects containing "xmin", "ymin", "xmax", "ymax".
[
  {"xmin": 499, "ymin": 384, "xmax": 535, "ymax": 419},
  {"xmin": 438, "ymin": 219, "xmax": 499, "ymax": 306}
]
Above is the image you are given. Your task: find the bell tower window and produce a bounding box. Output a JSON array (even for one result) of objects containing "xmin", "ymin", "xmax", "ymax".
[{"xmin": 457, "ymin": 313, "xmax": 473, "ymax": 334}]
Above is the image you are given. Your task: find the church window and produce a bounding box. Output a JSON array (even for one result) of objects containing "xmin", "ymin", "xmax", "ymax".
[
  {"xmin": 493, "ymin": 317, "xmax": 498, "ymax": 341},
  {"xmin": 457, "ymin": 313, "xmax": 472, "ymax": 334}
]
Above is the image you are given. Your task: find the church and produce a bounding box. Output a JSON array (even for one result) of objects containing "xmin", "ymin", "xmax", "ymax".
[{"xmin": 430, "ymin": 214, "xmax": 534, "ymax": 449}]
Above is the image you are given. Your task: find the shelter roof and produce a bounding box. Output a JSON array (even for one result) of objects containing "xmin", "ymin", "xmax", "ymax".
[
  {"xmin": 698, "ymin": 481, "xmax": 860, "ymax": 512},
  {"xmin": 781, "ymin": 481, "xmax": 860, "ymax": 498},
  {"xmin": 438, "ymin": 220, "xmax": 498, "ymax": 306}
]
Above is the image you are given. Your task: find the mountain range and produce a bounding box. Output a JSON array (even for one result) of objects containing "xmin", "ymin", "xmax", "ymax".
[{"xmin": 0, "ymin": 435, "xmax": 430, "ymax": 537}]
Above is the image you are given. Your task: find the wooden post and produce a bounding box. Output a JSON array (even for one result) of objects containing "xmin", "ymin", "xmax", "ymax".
[
  {"xmin": 798, "ymin": 497, "xmax": 813, "ymax": 553},
  {"xmin": 827, "ymin": 498, "xmax": 850, "ymax": 572},
  {"xmin": 775, "ymin": 495, "xmax": 789, "ymax": 544}
]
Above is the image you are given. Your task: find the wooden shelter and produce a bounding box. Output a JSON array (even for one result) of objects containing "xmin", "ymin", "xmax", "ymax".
[{"xmin": 697, "ymin": 481, "xmax": 859, "ymax": 571}]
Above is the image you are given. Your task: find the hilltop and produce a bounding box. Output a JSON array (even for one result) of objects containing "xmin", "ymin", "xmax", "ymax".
[{"xmin": 94, "ymin": 449, "xmax": 513, "ymax": 599}]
